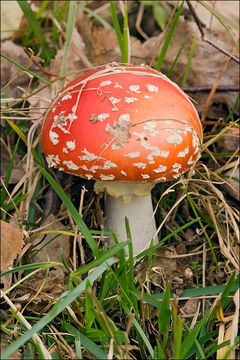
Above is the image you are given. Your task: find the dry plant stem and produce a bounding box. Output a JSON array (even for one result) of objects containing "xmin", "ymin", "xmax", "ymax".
[
  {"xmin": 185, "ymin": 85, "xmax": 239, "ymax": 93},
  {"xmin": 1, "ymin": 290, "xmax": 52, "ymax": 359},
  {"xmin": 201, "ymin": 54, "xmax": 232, "ymax": 123},
  {"xmin": 52, "ymin": 17, "xmax": 92, "ymax": 69},
  {"xmin": 135, "ymin": 2, "xmax": 149, "ymax": 40},
  {"xmin": 49, "ymin": 324, "xmax": 78, "ymax": 359},
  {"xmin": 24, "ymin": 47, "xmax": 59, "ymax": 77},
  {"xmin": 186, "ymin": 0, "xmax": 240, "ymax": 64}
]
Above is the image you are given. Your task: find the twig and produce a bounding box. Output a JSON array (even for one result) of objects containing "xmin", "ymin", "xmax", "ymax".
[
  {"xmin": 184, "ymin": 85, "xmax": 239, "ymax": 93},
  {"xmin": 186, "ymin": 0, "xmax": 240, "ymax": 64},
  {"xmin": 201, "ymin": 54, "xmax": 232, "ymax": 122},
  {"xmin": 24, "ymin": 48, "xmax": 59, "ymax": 77}
]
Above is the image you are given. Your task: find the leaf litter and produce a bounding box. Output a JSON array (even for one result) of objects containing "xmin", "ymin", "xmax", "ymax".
[{"xmin": 1, "ymin": 1, "xmax": 239, "ymax": 358}]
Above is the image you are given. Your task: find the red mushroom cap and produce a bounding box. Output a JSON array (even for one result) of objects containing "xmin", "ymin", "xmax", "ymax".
[{"xmin": 41, "ymin": 63, "xmax": 202, "ymax": 183}]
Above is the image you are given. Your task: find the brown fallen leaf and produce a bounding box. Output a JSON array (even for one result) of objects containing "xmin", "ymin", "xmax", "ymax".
[
  {"xmin": 143, "ymin": 17, "xmax": 239, "ymax": 115},
  {"xmin": 0, "ymin": 220, "xmax": 24, "ymax": 290},
  {"xmin": 1, "ymin": 41, "xmax": 40, "ymax": 99},
  {"xmin": 181, "ymin": 298, "xmax": 199, "ymax": 315},
  {"xmin": 21, "ymin": 214, "xmax": 70, "ymax": 313}
]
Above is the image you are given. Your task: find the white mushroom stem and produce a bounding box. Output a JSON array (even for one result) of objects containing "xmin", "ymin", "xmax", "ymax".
[{"xmin": 94, "ymin": 181, "xmax": 158, "ymax": 255}]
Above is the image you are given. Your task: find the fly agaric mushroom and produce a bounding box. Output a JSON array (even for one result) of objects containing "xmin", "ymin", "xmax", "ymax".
[{"xmin": 41, "ymin": 63, "xmax": 202, "ymax": 255}]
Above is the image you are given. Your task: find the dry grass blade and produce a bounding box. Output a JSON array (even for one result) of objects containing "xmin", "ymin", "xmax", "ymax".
[{"xmin": 1, "ymin": 290, "xmax": 52, "ymax": 359}]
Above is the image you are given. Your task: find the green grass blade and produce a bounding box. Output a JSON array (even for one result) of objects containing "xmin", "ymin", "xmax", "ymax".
[
  {"xmin": 130, "ymin": 277, "xmax": 239, "ymax": 306},
  {"xmin": 4, "ymin": 118, "xmax": 43, "ymax": 165},
  {"xmin": 110, "ymin": 0, "xmax": 124, "ymax": 56},
  {"xmin": 52, "ymin": 0, "xmax": 59, "ymax": 43},
  {"xmin": 0, "ymin": 138, "xmax": 19, "ymax": 211},
  {"xmin": 125, "ymin": 218, "xmax": 138, "ymax": 314},
  {"xmin": 173, "ymin": 312, "xmax": 183, "ymax": 359},
  {"xmin": 225, "ymin": 93, "xmax": 239, "ymax": 122},
  {"xmin": 155, "ymin": 1, "xmax": 184, "ymax": 72},
  {"xmin": 16, "ymin": 0, "xmax": 50, "ymax": 61},
  {"xmin": 122, "ymin": 1, "xmax": 129, "ymax": 63},
  {"xmin": 82, "ymin": 7, "xmax": 112, "ymax": 28},
  {"xmin": 59, "ymin": 1, "xmax": 77, "ymax": 90},
  {"xmin": 167, "ymin": 37, "xmax": 187, "ymax": 77},
  {"xmin": 0, "ymin": 54, "xmax": 51, "ymax": 85},
  {"xmin": 135, "ymin": 217, "xmax": 200, "ymax": 259},
  {"xmin": 180, "ymin": 311, "xmax": 209, "ymax": 358},
  {"xmin": 38, "ymin": 166, "xmax": 100, "ymax": 258},
  {"xmin": 120, "ymin": 299, "xmax": 155, "ymax": 358},
  {"xmin": 65, "ymin": 323, "xmax": 108, "ymax": 359},
  {"xmin": 71, "ymin": 241, "xmax": 129, "ymax": 277},
  {"xmin": 182, "ymin": 31, "xmax": 197, "ymax": 89},
  {"xmin": 198, "ymin": 0, "xmax": 239, "ymax": 31},
  {"xmin": 0, "ymin": 262, "xmax": 63, "ymax": 278},
  {"xmin": 35, "ymin": 0, "xmax": 50, "ymax": 19},
  {"xmin": 198, "ymin": 1, "xmax": 239, "ymax": 52},
  {"xmin": 158, "ymin": 283, "xmax": 171, "ymax": 347},
  {"xmin": 182, "ymin": 180, "xmax": 218, "ymax": 267},
  {"xmin": 1, "ymin": 258, "xmax": 117, "ymax": 359}
]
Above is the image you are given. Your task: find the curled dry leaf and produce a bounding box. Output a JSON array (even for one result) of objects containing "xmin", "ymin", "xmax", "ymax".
[{"xmin": 0, "ymin": 220, "xmax": 24, "ymax": 290}]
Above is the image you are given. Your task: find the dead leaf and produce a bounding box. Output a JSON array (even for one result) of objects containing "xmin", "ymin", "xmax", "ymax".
[
  {"xmin": 0, "ymin": 220, "xmax": 24, "ymax": 290},
  {"xmin": 143, "ymin": 17, "xmax": 239, "ymax": 114},
  {"xmin": 221, "ymin": 166, "xmax": 240, "ymax": 201},
  {"xmin": 1, "ymin": 334, "xmax": 21, "ymax": 359},
  {"xmin": 30, "ymin": 213, "xmax": 70, "ymax": 264},
  {"xmin": 181, "ymin": 298, "xmax": 199, "ymax": 315},
  {"xmin": 20, "ymin": 214, "xmax": 70, "ymax": 312},
  {"xmin": 217, "ymin": 128, "xmax": 240, "ymax": 154},
  {"xmin": 1, "ymin": 40, "xmax": 39, "ymax": 98}
]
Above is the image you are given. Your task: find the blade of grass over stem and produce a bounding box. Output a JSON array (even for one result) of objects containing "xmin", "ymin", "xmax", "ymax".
[
  {"xmin": 125, "ymin": 218, "xmax": 138, "ymax": 313},
  {"xmin": 58, "ymin": 1, "xmax": 77, "ymax": 90},
  {"xmin": 135, "ymin": 217, "xmax": 200, "ymax": 260},
  {"xmin": 38, "ymin": 166, "xmax": 100, "ymax": 257},
  {"xmin": 182, "ymin": 31, "xmax": 197, "ymax": 89},
  {"xmin": 155, "ymin": 1, "xmax": 184, "ymax": 72},
  {"xmin": 71, "ymin": 241, "xmax": 129, "ymax": 277},
  {"xmin": 0, "ymin": 54, "xmax": 51, "ymax": 85},
  {"xmin": 1, "ymin": 258, "xmax": 117, "ymax": 359}
]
